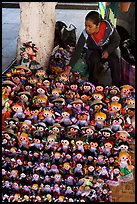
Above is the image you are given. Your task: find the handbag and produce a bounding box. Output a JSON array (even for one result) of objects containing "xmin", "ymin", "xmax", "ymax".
[{"xmin": 60, "ymin": 24, "xmax": 77, "ymax": 48}]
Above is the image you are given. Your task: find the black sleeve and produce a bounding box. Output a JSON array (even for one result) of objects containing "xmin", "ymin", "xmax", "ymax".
[
  {"xmin": 105, "ymin": 28, "xmax": 121, "ymax": 55},
  {"xmin": 69, "ymin": 32, "xmax": 86, "ymax": 67}
]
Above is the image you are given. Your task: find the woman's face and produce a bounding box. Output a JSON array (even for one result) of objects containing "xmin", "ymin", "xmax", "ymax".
[{"xmin": 85, "ymin": 19, "xmax": 99, "ymax": 35}]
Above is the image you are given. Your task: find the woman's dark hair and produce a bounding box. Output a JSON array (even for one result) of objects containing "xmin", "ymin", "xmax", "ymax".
[{"xmin": 85, "ymin": 11, "xmax": 102, "ymax": 26}]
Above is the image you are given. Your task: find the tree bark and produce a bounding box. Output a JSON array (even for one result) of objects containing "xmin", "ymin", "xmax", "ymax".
[{"xmin": 16, "ymin": 2, "xmax": 57, "ymax": 69}]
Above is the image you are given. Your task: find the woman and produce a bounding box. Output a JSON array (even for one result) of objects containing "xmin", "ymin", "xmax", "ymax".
[{"xmin": 69, "ymin": 11, "xmax": 121, "ymax": 86}]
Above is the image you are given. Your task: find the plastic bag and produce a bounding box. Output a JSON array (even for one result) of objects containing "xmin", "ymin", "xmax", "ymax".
[
  {"xmin": 120, "ymin": 39, "xmax": 135, "ymax": 65},
  {"xmin": 71, "ymin": 57, "xmax": 89, "ymax": 80}
]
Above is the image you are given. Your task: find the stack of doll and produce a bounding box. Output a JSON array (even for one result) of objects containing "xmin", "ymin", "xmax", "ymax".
[{"xmin": 2, "ymin": 41, "xmax": 135, "ymax": 202}]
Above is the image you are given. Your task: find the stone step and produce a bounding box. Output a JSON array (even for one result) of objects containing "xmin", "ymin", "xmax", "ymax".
[{"xmin": 2, "ymin": 2, "xmax": 98, "ymax": 10}]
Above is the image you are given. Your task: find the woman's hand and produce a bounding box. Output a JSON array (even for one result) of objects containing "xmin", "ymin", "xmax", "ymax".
[{"xmin": 102, "ymin": 51, "xmax": 109, "ymax": 59}]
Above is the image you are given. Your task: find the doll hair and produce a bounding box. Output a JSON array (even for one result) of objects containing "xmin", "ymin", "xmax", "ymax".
[{"xmin": 85, "ymin": 11, "xmax": 103, "ymax": 26}]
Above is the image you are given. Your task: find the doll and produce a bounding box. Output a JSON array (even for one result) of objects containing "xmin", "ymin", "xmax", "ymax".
[
  {"xmin": 115, "ymin": 130, "xmax": 131, "ymax": 144},
  {"xmin": 52, "ymin": 97, "xmax": 66, "ymax": 115},
  {"xmin": 80, "ymin": 81, "xmax": 95, "ymax": 95},
  {"xmin": 2, "ymin": 80, "xmax": 16, "ymax": 99},
  {"xmin": 74, "ymin": 163, "xmax": 84, "ymax": 177},
  {"xmin": 70, "ymin": 99, "xmax": 84, "ymax": 115},
  {"xmin": 76, "ymin": 111, "xmax": 90, "ymax": 127},
  {"xmin": 99, "ymin": 140, "xmax": 114, "ymax": 156},
  {"xmin": 59, "ymin": 108, "xmax": 73, "ymax": 126},
  {"xmin": 48, "ymin": 164, "xmax": 59, "ymax": 175},
  {"xmin": 108, "ymin": 166, "xmax": 120, "ymax": 186},
  {"xmin": 88, "ymin": 138, "xmax": 99, "ymax": 157},
  {"xmin": 110, "ymin": 114, "xmax": 125, "ymax": 133},
  {"xmin": 65, "ymin": 89, "xmax": 76, "ymax": 104},
  {"xmin": 94, "ymin": 111, "xmax": 107, "ymax": 131},
  {"xmin": 73, "ymin": 137, "xmax": 85, "ymax": 153},
  {"xmin": 60, "ymin": 162, "xmax": 72, "ymax": 175},
  {"xmin": 30, "ymin": 136, "xmax": 44, "ymax": 151},
  {"xmin": 64, "ymin": 186, "xmax": 74, "ymax": 197},
  {"xmin": 120, "ymin": 84, "xmax": 134, "ymax": 100},
  {"xmin": 4, "ymin": 118, "xmax": 19, "ymax": 133},
  {"xmin": 33, "ymin": 95, "xmax": 48, "ymax": 108},
  {"xmin": 89, "ymin": 100, "xmax": 107, "ymax": 115},
  {"xmin": 70, "ymin": 83, "xmax": 80, "ymax": 98},
  {"xmin": 11, "ymin": 103, "xmax": 25, "ymax": 120},
  {"xmin": 53, "ymin": 173, "xmax": 62, "ymax": 184},
  {"xmin": 67, "ymin": 125, "xmax": 80, "ymax": 139},
  {"xmin": 45, "ymin": 134, "xmax": 58, "ymax": 152},
  {"xmin": 39, "ymin": 109, "xmax": 55, "ymax": 126},
  {"xmin": 64, "ymin": 174, "xmax": 77, "ymax": 186},
  {"xmin": 19, "ymin": 119, "xmax": 34, "ymax": 134},
  {"xmin": 108, "ymin": 101, "xmax": 122, "ymax": 116},
  {"xmin": 33, "ymin": 122, "xmax": 47, "ymax": 138},
  {"xmin": 35, "ymin": 69, "xmax": 48, "ymax": 81},
  {"xmin": 118, "ymin": 152, "xmax": 134, "ymax": 182},
  {"xmin": 17, "ymin": 132, "xmax": 30, "ymax": 149},
  {"xmin": 18, "ymin": 91, "xmax": 31, "ymax": 107},
  {"xmin": 99, "ymin": 127, "xmax": 114, "ymax": 142}
]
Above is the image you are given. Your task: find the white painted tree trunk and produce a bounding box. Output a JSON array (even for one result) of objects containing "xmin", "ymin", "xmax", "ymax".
[{"xmin": 16, "ymin": 2, "xmax": 57, "ymax": 69}]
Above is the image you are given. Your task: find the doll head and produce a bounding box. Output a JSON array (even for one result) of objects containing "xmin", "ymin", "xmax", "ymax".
[
  {"xmin": 94, "ymin": 111, "xmax": 107, "ymax": 122},
  {"xmin": 116, "ymin": 130, "xmax": 130, "ymax": 142}
]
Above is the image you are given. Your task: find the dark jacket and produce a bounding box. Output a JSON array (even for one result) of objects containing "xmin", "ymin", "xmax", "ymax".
[{"xmin": 69, "ymin": 20, "xmax": 120, "ymax": 67}]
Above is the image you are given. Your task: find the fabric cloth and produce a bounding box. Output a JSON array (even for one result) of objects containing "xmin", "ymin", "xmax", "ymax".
[{"xmin": 120, "ymin": 57, "xmax": 135, "ymax": 87}]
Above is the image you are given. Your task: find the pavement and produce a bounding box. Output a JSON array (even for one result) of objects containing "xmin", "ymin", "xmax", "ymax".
[{"xmin": 2, "ymin": 6, "xmax": 112, "ymax": 86}]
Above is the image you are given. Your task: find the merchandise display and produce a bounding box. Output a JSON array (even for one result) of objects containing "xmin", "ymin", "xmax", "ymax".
[{"xmin": 2, "ymin": 41, "xmax": 135, "ymax": 202}]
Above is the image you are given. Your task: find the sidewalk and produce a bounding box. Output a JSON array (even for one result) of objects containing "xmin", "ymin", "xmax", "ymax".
[
  {"xmin": 2, "ymin": 7, "xmax": 112, "ymax": 86},
  {"xmin": 2, "ymin": 8, "xmax": 92, "ymax": 72}
]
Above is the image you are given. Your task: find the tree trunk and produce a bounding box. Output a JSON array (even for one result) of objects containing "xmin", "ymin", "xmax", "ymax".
[{"xmin": 16, "ymin": 2, "xmax": 57, "ymax": 69}]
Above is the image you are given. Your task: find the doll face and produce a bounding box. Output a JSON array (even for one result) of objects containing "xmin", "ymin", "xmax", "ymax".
[
  {"xmin": 25, "ymin": 85, "xmax": 33, "ymax": 91},
  {"xmin": 21, "ymin": 123, "xmax": 30, "ymax": 131},
  {"xmin": 20, "ymin": 135, "xmax": 28, "ymax": 142},
  {"xmin": 17, "ymin": 159, "xmax": 23, "ymax": 165},
  {"xmin": 37, "ymin": 88, "xmax": 45, "ymax": 94},
  {"xmin": 31, "ymin": 109, "xmax": 39, "ymax": 116},
  {"xmin": 32, "ymin": 184, "xmax": 38, "ymax": 190},
  {"xmin": 12, "ymin": 105, "xmax": 23, "ymax": 112},
  {"xmin": 47, "ymin": 136, "xmax": 55, "ymax": 144},
  {"xmin": 3, "ymin": 85, "xmax": 12, "ymax": 94},
  {"xmin": 76, "ymin": 140, "xmax": 84, "ymax": 147},
  {"xmin": 52, "ymin": 126, "xmax": 60, "ymax": 133},
  {"xmin": 61, "ymin": 139, "xmax": 69, "ymax": 146},
  {"xmin": 70, "ymin": 84, "xmax": 78, "ymax": 91},
  {"xmin": 81, "ymin": 94, "xmax": 91, "ymax": 102},
  {"xmin": 76, "ymin": 163, "xmax": 82, "ymax": 169},
  {"xmin": 43, "ymin": 79, "xmax": 50, "ymax": 87},
  {"xmin": 118, "ymin": 133, "xmax": 128, "ymax": 141},
  {"xmin": 83, "ymin": 85, "xmax": 91, "ymax": 92},
  {"xmin": 43, "ymin": 110, "xmax": 53, "ymax": 118},
  {"xmin": 90, "ymin": 141, "xmax": 98, "ymax": 148},
  {"xmin": 12, "ymin": 76, "xmax": 20, "ymax": 84},
  {"xmin": 3, "ymin": 133, "xmax": 11, "ymax": 140},
  {"xmin": 96, "ymin": 85, "xmax": 104, "ymax": 92},
  {"xmin": 76, "ymin": 153, "xmax": 82, "ymax": 159},
  {"xmin": 102, "ymin": 131, "xmax": 111, "ymax": 138},
  {"xmin": 95, "ymin": 113, "xmax": 106, "ymax": 122},
  {"xmin": 73, "ymin": 103, "xmax": 82, "ymax": 109},
  {"xmin": 54, "ymin": 152, "xmax": 61, "ymax": 159},
  {"xmin": 88, "ymin": 165, "xmax": 95, "ymax": 172},
  {"xmin": 34, "ymin": 138, "xmax": 41, "ymax": 144},
  {"xmin": 104, "ymin": 142, "xmax": 113, "ymax": 149},
  {"xmin": 92, "ymin": 93, "xmax": 103, "ymax": 100},
  {"xmin": 55, "ymin": 82, "xmax": 64, "ymax": 89},
  {"xmin": 20, "ymin": 94, "xmax": 29, "ymax": 103},
  {"xmin": 63, "ymin": 163, "xmax": 70, "ymax": 170},
  {"xmin": 111, "ymin": 95, "xmax": 120, "ymax": 102},
  {"xmin": 119, "ymin": 144, "xmax": 129, "ymax": 152},
  {"xmin": 112, "ymin": 118, "xmax": 123, "ymax": 125},
  {"xmin": 62, "ymin": 111, "xmax": 70, "ymax": 118},
  {"xmin": 111, "ymin": 102, "xmax": 121, "ymax": 112}
]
